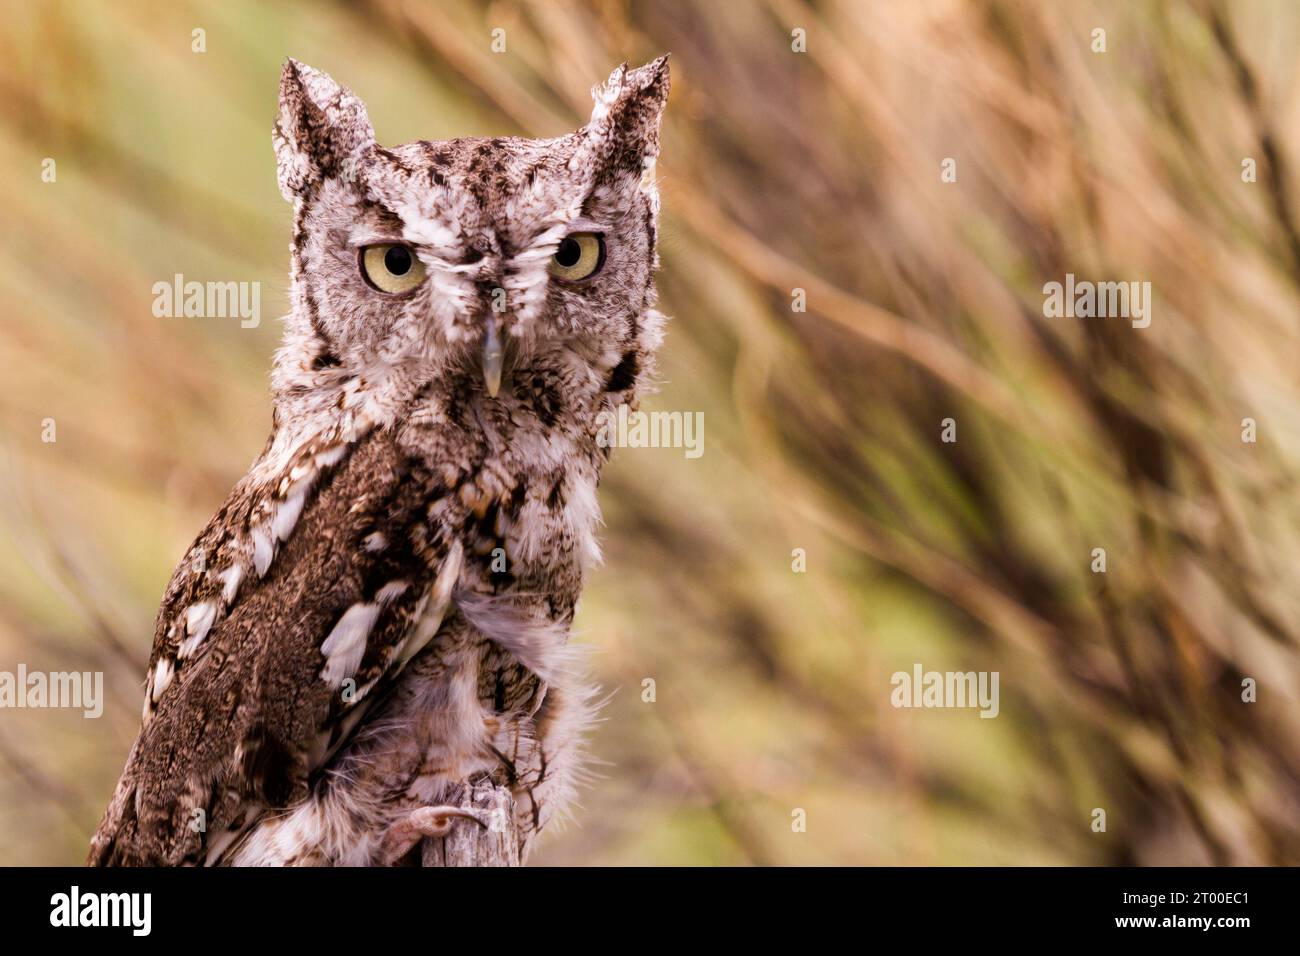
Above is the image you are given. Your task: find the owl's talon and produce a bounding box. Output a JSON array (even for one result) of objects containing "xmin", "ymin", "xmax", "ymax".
[
  {"xmin": 411, "ymin": 804, "xmax": 491, "ymax": 835},
  {"xmin": 380, "ymin": 804, "xmax": 490, "ymax": 865}
]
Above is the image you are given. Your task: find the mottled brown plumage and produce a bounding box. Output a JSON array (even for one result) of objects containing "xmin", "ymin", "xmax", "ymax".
[{"xmin": 89, "ymin": 56, "xmax": 670, "ymax": 865}]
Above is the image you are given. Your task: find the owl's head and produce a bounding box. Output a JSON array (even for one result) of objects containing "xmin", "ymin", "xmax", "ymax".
[{"xmin": 272, "ymin": 57, "xmax": 669, "ymax": 405}]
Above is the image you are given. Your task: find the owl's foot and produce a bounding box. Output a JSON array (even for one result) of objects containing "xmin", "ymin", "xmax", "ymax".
[{"xmin": 379, "ymin": 804, "xmax": 492, "ymax": 865}]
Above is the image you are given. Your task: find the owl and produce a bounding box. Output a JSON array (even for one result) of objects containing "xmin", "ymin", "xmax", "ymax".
[{"xmin": 87, "ymin": 55, "xmax": 669, "ymax": 866}]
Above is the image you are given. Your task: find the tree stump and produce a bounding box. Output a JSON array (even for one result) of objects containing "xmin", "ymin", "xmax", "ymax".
[{"xmin": 420, "ymin": 779, "xmax": 522, "ymax": 866}]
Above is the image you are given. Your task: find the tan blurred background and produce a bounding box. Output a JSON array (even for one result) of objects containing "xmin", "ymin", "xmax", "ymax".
[{"xmin": 2, "ymin": 0, "xmax": 1300, "ymax": 866}]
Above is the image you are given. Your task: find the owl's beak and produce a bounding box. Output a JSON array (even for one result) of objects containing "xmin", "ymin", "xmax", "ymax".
[{"xmin": 481, "ymin": 314, "xmax": 504, "ymax": 398}]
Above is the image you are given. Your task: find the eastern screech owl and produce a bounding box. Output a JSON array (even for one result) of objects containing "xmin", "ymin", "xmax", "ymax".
[{"xmin": 88, "ymin": 55, "xmax": 670, "ymax": 866}]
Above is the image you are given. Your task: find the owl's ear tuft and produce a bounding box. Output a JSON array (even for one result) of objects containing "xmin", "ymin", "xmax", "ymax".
[
  {"xmin": 274, "ymin": 58, "xmax": 375, "ymax": 201},
  {"xmin": 585, "ymin": 55, "xmax": 670, "ymax": 176}
]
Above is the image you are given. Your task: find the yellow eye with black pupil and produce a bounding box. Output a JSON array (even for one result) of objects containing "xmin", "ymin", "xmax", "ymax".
[
  {"xmin": 548, "ymin": 233, "xmax": 604, "ymax": 281},
  {"xmin": 361, "ymin": 244, "xmax": 426, "ymax": 294}
]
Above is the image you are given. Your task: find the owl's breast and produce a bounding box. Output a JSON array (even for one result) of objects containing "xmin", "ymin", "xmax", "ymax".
[
  {"xmin": 467, "ymin": 460, "xmax": 600, "ymax": 619},
  {"xmin": 403, "ymin": 400, "xmax": 602, "ymax": 617}
]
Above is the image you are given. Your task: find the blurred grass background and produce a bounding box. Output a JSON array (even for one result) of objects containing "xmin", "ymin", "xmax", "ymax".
[{"xmin": 2, "ymin": 0, "xmax": 1300, "ymax": 865}]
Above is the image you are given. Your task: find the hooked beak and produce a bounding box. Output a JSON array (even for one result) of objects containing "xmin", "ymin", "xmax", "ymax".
[{"xmin": 481, "ymin": 314, "xmax": 504, "ymax": 398}]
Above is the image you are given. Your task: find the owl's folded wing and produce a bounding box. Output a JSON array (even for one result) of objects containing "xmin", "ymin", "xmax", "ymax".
[{"xmin": 88, "ymin": 426, "xmax": 462, "ymax": 865}]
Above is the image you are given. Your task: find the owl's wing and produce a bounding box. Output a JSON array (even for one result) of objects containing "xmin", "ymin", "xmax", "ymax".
[{"xmin": 88, "ymin": 425, "xmax": 462, "ymax": 865}]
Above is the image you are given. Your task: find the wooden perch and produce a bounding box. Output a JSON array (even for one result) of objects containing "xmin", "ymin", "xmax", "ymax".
[{"xmin": 420, "ymin": 779, "xmax": 522, "ymax": 867}]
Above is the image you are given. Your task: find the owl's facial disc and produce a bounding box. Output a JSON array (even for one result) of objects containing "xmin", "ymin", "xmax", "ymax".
[{"xmin": 273, "ymin": 56, "xmax": 669, "ymax": 397}]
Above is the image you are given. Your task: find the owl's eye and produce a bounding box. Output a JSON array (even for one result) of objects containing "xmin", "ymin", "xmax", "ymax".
[
  {"xmin": 548, "ymin": 233, "xmax": 605, "ymax": 282},
  {"xmin": 360, "ymin": 244, "xmax": 426, "ymax": 294}
]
